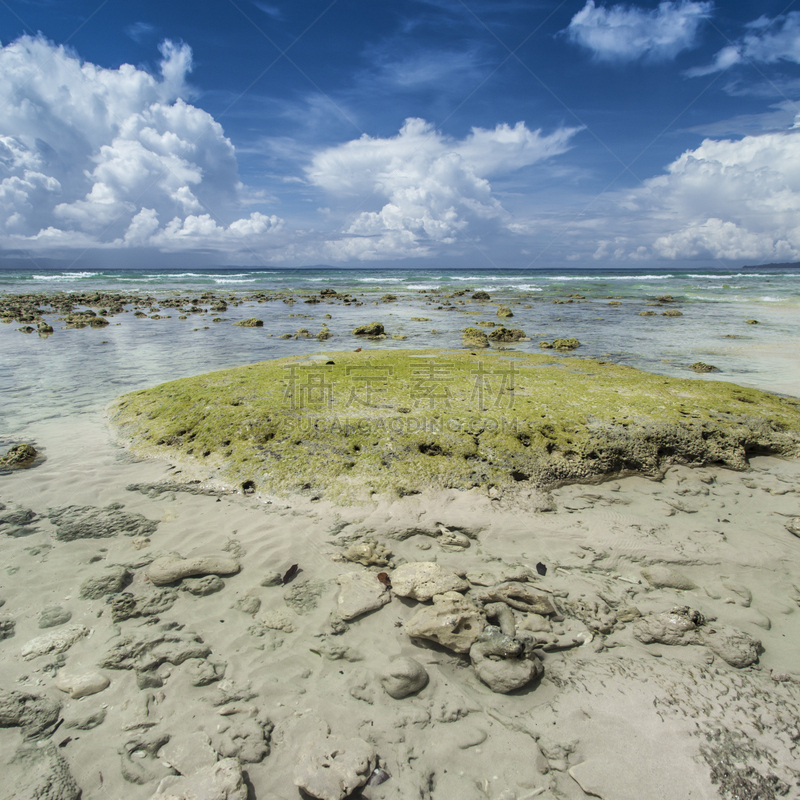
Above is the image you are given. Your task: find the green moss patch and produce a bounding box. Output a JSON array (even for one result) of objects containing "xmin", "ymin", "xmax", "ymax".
[{"xmin": 107, "ymin": 349, "xmax": 800, "ymax": 500}]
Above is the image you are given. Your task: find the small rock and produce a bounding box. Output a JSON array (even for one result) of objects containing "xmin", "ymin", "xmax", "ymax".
[
  {"xmin": 233, "ymin": 590, "xmax": 261, "ymax": 615},
  {"xmin": 234, "ymin": 318, "xmax": 263, "ymax": 327},
  {"xmin": 336, "ymin": 571, "xmax": 391, "ymax": 621},
  {"xmin": 182, "ymin": 575, "xmax": 225, "ymax": 596},
  {"xmin": 0, "ymin": 689, "xmax": 61, "ymax": 739},
  {"xmin": 552, "ymin": 337, "xmax": 580, "ymax": 351},
  {"xmin": 21, "ymin": 624, "xmax": 89, "ymax": 660},
  {"xmin": 404, "ymin": 591, "xmax": 486, "ymax": 653},
  {"xmin": 63, "ymin": 705, "xmax": 107, "ymax": 730},
  {"xmin": 150, "ymin": 757, "xmax": 247, "ymax": 800},
  {"xmin": 293, "ymin": 733, "xmax": 376, "ymax": 800},
  {"xmin": 784, "ymin": 518, "xmax": 800, "ymax": 538},
  {"xmin": 1, "ymin": 617, "xmax": 16, "ymax": 640},
  {"xmin": 54, "ymin": 668, "xmax": 110, "ymax": 698},
  {"xmin": 380, "ymin": 657, "xmax": 429, "ymax": 699},
  {"xmin": 470, "ymin": 626, "xmax": 543, "ymax": 693},
  {"xmin": 496, "ymin": 305, "xmax": 513, "ymax": 318},
  {"xmin": 352, "ymin": 322, "xmax": 384, "ymax": 336},
  {"xmin": 0, "ymin": 443, "xmax": 37, "ymax": 468},
  {"xmin": 159, "ymin": 731, "xmax": 218, "ymax": 776},
  {"xmin": 691, "ymin": 362, "xmax": 719, "ymax": 373},
  {"xmin": 641, "ymin": 566, "xmax": 696, "ymax": 591},
  {"xmin": 390, "ymin": 562, "xmax": 468, "ymax": 601},
  {"xmin": 259, "ymin": 571, "xmax": 283, "ymax": 587},
  {"xmin": 343, "ymin": 540, "xmax": 392, "ymax": 567},
  {"xmin": 146, "ymin": 555, "xmax": 240, "ymax": 586},
  {"xmin": 80, "ymin": 566, "xmax": 132, "ymax": 599},
  {"xmin": 632, "ymin": 606, "xmax": 703, "ymax": 647}
]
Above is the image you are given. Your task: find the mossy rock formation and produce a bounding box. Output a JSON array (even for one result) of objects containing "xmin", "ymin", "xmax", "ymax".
[
  {"xmin": 107, "ymin": 349, "xmax": 800, "ymax": 501},
  {"xmin": 462, "ymin": 328, "xmax": 489, "ymax": 348}
]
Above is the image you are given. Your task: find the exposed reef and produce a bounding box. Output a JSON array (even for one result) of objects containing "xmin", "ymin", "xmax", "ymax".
[{"xmin": 107, "ymin": 349, "xmax": 800, "ymax": 500}]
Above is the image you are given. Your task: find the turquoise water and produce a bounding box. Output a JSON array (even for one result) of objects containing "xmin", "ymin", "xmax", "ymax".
[{"xmin": 2, "ymin": 265, "xmax": 799, "ymax": 439}]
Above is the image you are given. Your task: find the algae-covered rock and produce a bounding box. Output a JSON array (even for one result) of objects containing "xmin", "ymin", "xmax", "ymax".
[
  {"xmin": 234, "ymin": 318, "xmax": 263, "ymax": 327},
  {"xmin": 488, "ymin": 327, "xmax": 526, "ymax": 343},
  {"xmin": 0, "ymin": 443, "xmax": 37, "ymax": 468},
  {"xmin": 352, "ymin": 322, "xmax": 384, "ymax": 336},
  {"xmin": 462, "ymin": 327, "xmax": 489, "ymax": 348},
  {"xmin": 662, "ymin": 309, "xmax": 683, "ymax": 317},
  {"xmin": 472, "ymin": 291, "xmax": 491, "ymax": 301},
  {"xmin": 552, "ymin": 337, "xmax": 580, "ymax": 351},
  {"xmin": 691, "ymin": 362, "xmax": 719, "ymax": 373},
  {"xmin": 496, "ymin": 305, "xmax": 513, "ymax": 318},
  {"xmin": 107, "ymin": 348, "xmax": 800, "ymax": 500}
]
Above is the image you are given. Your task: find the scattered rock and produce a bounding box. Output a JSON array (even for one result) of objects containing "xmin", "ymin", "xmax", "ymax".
[
  {"xmin": 691, "ymin": 362, "xmax": 719, "ymax": 373},
  {"xmin": 641, "ymin": 566, "xmax": 697, "ymax": 591},
  {"xmin": 745, "ymin": 319, "xmax": 759, "ymax": 324},
  {"xmin": 259, "ymin": 571, "xmax": 283, "ymax": 587},
  {"xmin": 184, "ymin": 658, "xmax": 225, "ymax": 686},
  {"xmin": 663, "ymin": 309, "xmax": 683, "ymax": 317},
  {"xmin": 638, "ymin": 310, "xmax": 656, "ymax": 316},
  {"xmin": 469, "ymin": 625, "xmax": 543, "ymax": 693},
  {"xmin": 293, "ymin": 733, "xmax": 376, "ymax": 800},
  {"xmin": 38, "ymin": 606, "xmax": 72, "ymax": 629},
  {"xmin": 79, "ymin": 565, "xmax": 132, "ymax": 599},
  {"xmin": 405, "ymin": 591, "xmax": 486, "ymax": 653},
  {"xmin": 21, "ymin": 624, "xmax": 89, "ymax": 661},
  {"xmin": 48, "ymin": 503, "xmax": 158, "ymax": 541},
  {"xmin": 488, "ymin": 326, "xmax": 526, "ymax": 343},
  {"xmin": 343, "ymin": 540, "xmax": 392, "ymax": 567},
  {"xmin": 109, "ymin": 589, "xmax": 177, "ymax": 622},
  {"xmin": 552, "ymin": 337, "xmax": 580, "ymax": 351},
  {"xmin": 0, "ymin": 689, "xmax": 61, "ymax": 739},
  {"xmin": 120, "ymin": 733, "xmax": 175, "ymax": 785},
  {"xmin": 472, "ymin": 291, "xmax": 491, "ymax": 301},
  {"xmin": 336, "ymin": 571, "xmax": 391, "ymax": 620},
  {"xmin": 259, "ymin": 609, "xmax": 297, "ymax": 632},
  {"xmin": 390, "ymin": 562, "xmax": 468, "ymax": 602},
  {"xmin": 100, "ymin": 629, "xmax": 211, "ymax": 671},
  {"xmin": 380, "ymin": 656, "xmax": 429, "ymax": 698},
  {"xmin": 234, "ymin": 318, "xmax": 263, "ymax": 327},
  {"xmin": 461, "ymin": 327, "xmax": 489, "ymax": 348},
  {"xmin": 182, "ymin": 575, "xmax": 225, "ymax": 595},
  {"xmin": 496, "ymin": 305, "xmax": 513, "ymax": 318},
  {"xmin": 146, "ymin": 554, "xmax": 240, "ymax": 586},
  {"xmin": 352, "ymin": 322, "xmax": 384, "ymax": 336},
  {"xmin": 54, "ymin": 668, "xmax": 110, "ymax": 698}
]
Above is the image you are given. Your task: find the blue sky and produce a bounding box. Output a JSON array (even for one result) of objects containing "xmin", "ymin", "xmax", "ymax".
[{"xmin": 1, "ymin": 0, "xmax": 799, "ymax": 268}]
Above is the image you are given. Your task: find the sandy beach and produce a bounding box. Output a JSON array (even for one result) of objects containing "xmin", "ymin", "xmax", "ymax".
[{"xmin": 1, "ymin": 282, "xmax": 800, "ymax": 800}]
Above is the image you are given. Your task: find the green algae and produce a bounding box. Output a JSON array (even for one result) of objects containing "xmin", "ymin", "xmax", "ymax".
[{"xmin": 107, "ymin": 349, "xmax": 800, "ymax": 501}]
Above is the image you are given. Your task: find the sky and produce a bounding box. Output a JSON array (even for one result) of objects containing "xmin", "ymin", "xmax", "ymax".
[{"xmin": 1, "ymin": 0, "xmax": 800, "ymax": 269}]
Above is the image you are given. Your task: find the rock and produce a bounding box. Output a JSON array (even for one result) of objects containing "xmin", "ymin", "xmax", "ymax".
[
  {"xmin": 159, "ymin": 732, "xmax": 218, "ymax": 776},
  {"xmin": 721, "ymin": 580, "xmax": 752, "ymax": 607},
  {"xmin": 699, "ymin": 625, "xmax": 761, "ymax": 668},
  {"xmin": 472, "ymin": 291, "xmax": 491, "ymax": 300},
  {"xmin": 233, "ymin": 589, "xmax": 261, "ymax": 614},
  {"xmin": 293, "ymin": 733, "xmax": 376, "ymax": 800},
  {"xmin": 343, "ymin": 540, "xmax": 392, "ymax": 567},
  {"xmin": 462, "ymin": 327, "xmax": 489, "ymax": 348},
  {"xmin": 259, "ymin": 571, "xmax": 283, "ymax": 587},
  {"xmin": 352, "ymin": 322, "xmax": 384, "ymax": 336},
  {"xmin": 6, "ymin": 742, "xmax": 81, "ymax": 800},
  {"xmin": 182, "ymin": 575, "xmax": 225, "ymax": 595},
  {"xmin": 745, "ymin": 319, "xmax": 759, "ymax": 324},
  {"xmin": 632, "ymin": 606, "xmax": 704, "ymax": 646},
  {"xmin": 691, "ymin": 362, "xmax": 719, "ymax": 373},
  {"xmin": 336, "ymin": 571, "xmax": 391, "ymax": 620},
  {"xmin": 259, "ymin": 609, "xmax": 297, "ymax": 632},
  {"xmin": 663, "ymin": 309, "xmax": 683, "ymax": 317},
  {"xmin": 1, "ymin": 617, "xmax": 16, "ymax": 640},
  {"xmin": 149, "ymin": 758, "xmax": 247, "ymax": 800},
  {"xmin": 641, "ymin": 566, "xmax": 697, "ymax": 591},
  {"xmin": 380, "ymin": 656, "xmax": 429, "ymax": 698},
  {"xmin": 405, "ymin": 591, "xmax": 486, "ymax": 653},
  {"xmin": 552, "ymin": 337, "xmax": 580, "ymax": 351},
  {"xmin": 54, "ymin": 668, "xmax": 110, "ymax": 698},
  {"xmin": 120, "ymin": 733, "xmax": 175, "ymax": 785},
  {"xmin": 390, "ymin": 562, "xmax": 468, "ymax": 601},
  {"xmin": 496, "ymin": 305, "xmax": 513, "ymax": 318},
  {"xmin": 79, "ymin": 565, "xmax": 132, "ymax": 599},
  {"xmin": 38, "ymin": 606, "xmax": 72, "ymax": 629},
  {"xmin": 48, "ymin": 503, "xmax": 158, "ymax": 541},
  {"xmin": 63, "ymin": 705, "xmax": 106, "ymax": 730},
  {"xmin": 284, "ymin": 579, "xmax": 326, "ymax": 614},
  {"xmin": 0, "ymin": 443, "xmax": 37, "ymax": 468},
  {"xmin": 0, "ymin": 689, "xmax": 61, "ymax": 739},
  {"xmin": 213, "ymin": 713, "xmax": 273, "ymax": 763},
  {"xmin": 469, "ymin": 626, "xmax": 543, "ymax": 693},
  {"xmin": 21, "ymin": 624, "xmax": 89, "ymax": 660},
  {"xmin": 488, "ymin": 326, "xmax": 526, "ymax": 343},
  {"xmin": 110, "ymin": 588, "xmax": 177, "ymax": 621},
  {"xmin": 100, "ymin": 629, "xmax": 211, "ymax": 671},
  {"xmin": 184, "ymin": 658, "xmax": 225, "ymax": 686},
  {"xmin": 784, "ymin": 518, "xmax": 800, "ymax": 538},
  {"xmin": 638, "ymin": 309, "xmax": 656, "ymax": 316},
  {"xmin": 234, "ymin": 318, "xmax": 263, "ymax": 327},
  {"xmin": 539, "ymin": 340, "xmax": 554, "ymax": 349},
  {"xmin": 484, "ymin": 602, "xmax": 516, "ymax": 635},
  {"xmin": 474, "ymin": 583, "xmax": 556, "ymax": 615},
  {"xmin": 146, "ymin": 554, "xmax": 240, "ymax": 585},
  {"xmin": 0, "ymin": 503, "xmax": 38, "ymax": 534}
]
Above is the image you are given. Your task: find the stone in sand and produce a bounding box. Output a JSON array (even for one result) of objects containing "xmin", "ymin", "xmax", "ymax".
[
  {"xmin": 233, "ymin": 589, "xmax": 261, "ymax": 614},
  {"xmin": 380, "ymin": 656, "xmax": 429, "ymax": 699},
  {"xmin": 146, "ymin": 554, "xmax": 240, "ymax": 585},
  {"xmin": 0, "ymin": 443, "xmax": 37, "ymax": 468},
  {"xmin": 150, "ymin": 758, "xmax": 247, "ymax": 800},
  {"xmin": 0, "ymin": 689, "xmax": 61, "ymax": 739},
  {"xmin": 698, "ymin": 625, "xmax": 760, "ymax": 668},
  {"xmin": 21, "ymin": 624, "xmax": 89, "ymax": 660},
  {"xmin": 79, "ymin": 565, "xmax": 132, "ymax": 599},
  {"xmin": 100, "ymin": 629, "xmax": 211, "ymax": 671},
  {"xmin": 641, "ymin": 566, "xmax": 697, "ymax": 591},
  {"xmin": 475, "ymin": 583, "xmax": 555, "ymax": 615},
  {"xmin": 48, "ymin": 503, "xmax": 158, "ymax": 541},
  {"xmin": 472, "ymin": 291, "xmax": 491, "ymax": 300},
  {"xmin": 390, "ymin": 562, "xmax": 468, "ymax": 602},
  {"xmin": 0, "ymin": 618, "xmax": 15, "ymax": 640},
  {"xmin": 633, "ymin": 606, "xmax": 704, "ymax": 647},
  {"xmin": 6, "ymin": 742, "xmax": 80, "ymax": 800},
  {"xmin": 54, "ymin": 668, "xmax": 110, "ymax": 698},
  {"xmin": 182, "ymin": 575, "xmax": 225, "ymax": 595},
  {"xmin": 343, "ymin": 540, "xmax": 392, "ymax": 567},
  {"xmin": 159, "ymin": 732, "xmax": 218, "ymax": 776},
  {"xmin": 404, "ymin": 591, "xmax": 486, "ymax": 653},
  {"xmin": 293, "ymin": 733, "xmax": 376, "ymax": 800},
  {"xmin": 470, "ymin": 626, "xmax": 543, "ymax": 693},
  {"xmin": 336, "ymin": 571, "xmax": 391, "ymax": 620},
  {"xmin": 0, "ymin": 503, "xmax": 38, "ymax": 534},
  {"xmin": 38, "ymin": 606, "xmax": 72, "ymax": 629},
  {"xmin": 120, "ymin": 733, "xmax": 175, "ymax": 785},
  {"xmin": 785, "ymin": 517, "xmax": 800, "ymax": 538},
  {"xmin": 213, "ymin": 713, "xmax": 273, "ymax": 763}
]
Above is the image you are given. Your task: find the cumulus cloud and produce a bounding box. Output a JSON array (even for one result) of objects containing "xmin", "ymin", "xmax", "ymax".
[
  {"xmin": 592, "ymin": 126, "xmax": 800, "ymax": 261},
  {"xmin": 0, "ymin": 35, "xmax": 282, "ymax": 255},
  {"xmin": 566, "ymin": 0, "xmax": 712, "ymax": 63},
  {"xmin": 687, "ymin": 12, "xmax": 800, "ymax": 76},
  {"xmin": 307, "ymin": 117, "xmax": 580, "ymax": 260}
]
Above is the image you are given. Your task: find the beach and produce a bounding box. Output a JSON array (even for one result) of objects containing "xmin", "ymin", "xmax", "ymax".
[{"xmin": 1, "ymin": 268, "xmax": 800, "ymax": 800}]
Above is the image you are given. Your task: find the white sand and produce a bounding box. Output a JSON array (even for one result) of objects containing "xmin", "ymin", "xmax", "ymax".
[{"xmin": 1, "ymin": 411, "xmax": 800, "ymax": 800}]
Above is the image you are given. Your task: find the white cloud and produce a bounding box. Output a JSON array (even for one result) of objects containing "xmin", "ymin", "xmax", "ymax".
[
  {"xmin": 307, "ymin": 117, "xmax": 580, "ymax": 260},
  {"xmin": 0, "ymin": 35, "xmax": 283, "ymax": 255},
  {"xmin": 566, "ymin": 0, "xmax": 712, "ymax": 62},
  {"xmin": 588, "ymin": 126, "xmax": 800, "ymax": 261},
  {"xmin": 687, "ymin": 12, "xmax": 800, "ymax": 76}
]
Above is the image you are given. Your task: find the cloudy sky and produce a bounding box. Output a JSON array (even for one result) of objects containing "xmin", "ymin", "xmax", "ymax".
[{"xmin": 1, "ymin": 0, "xmax": 799, "ymax": 268}]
